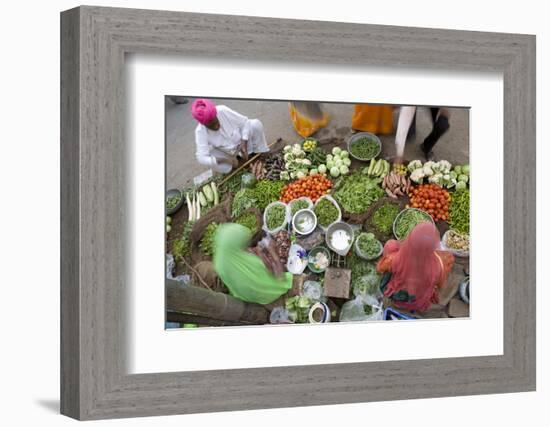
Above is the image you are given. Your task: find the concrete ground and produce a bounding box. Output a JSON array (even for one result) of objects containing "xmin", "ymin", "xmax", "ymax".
[{"xmin": 166, "ymin": 97, "xmax": 469, "ymax": 190}]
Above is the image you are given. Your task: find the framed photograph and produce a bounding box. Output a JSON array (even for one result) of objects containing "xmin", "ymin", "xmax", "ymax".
[{"xmin": 61, "ymin": 6, "xmax": 536, "ymax": 420}]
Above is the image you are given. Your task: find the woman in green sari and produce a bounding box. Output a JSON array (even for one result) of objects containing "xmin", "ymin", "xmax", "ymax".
[{"xmin": 213, "ymin": 223, "xmax": 292, "ymax": 304}]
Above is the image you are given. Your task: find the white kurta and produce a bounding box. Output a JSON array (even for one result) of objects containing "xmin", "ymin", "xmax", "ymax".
[{"xmin": 194, "ymin": 105, "xmax": 270, "ymax": 173}]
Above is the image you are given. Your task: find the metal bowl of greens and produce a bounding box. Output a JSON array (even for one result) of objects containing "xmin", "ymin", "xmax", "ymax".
[
  {"xmin": 347, "ymin": 132, "xmax": 382, "ymax": 162},
  {"xmin": 392, "ymin": 208, "xmax": 435, "ymax": 240},
  {"xmin": 292, "ymin": 209, "xmax": 317, "ymax": 235},
  {"xmin": 166, "ymin": 189, "xmax": 184, "ymax": 215}
]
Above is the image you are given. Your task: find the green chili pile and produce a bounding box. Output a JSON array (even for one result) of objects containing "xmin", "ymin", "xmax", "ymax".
[
  {"xmin": 253, "ymin": 180, "xmax": 285, "ymax": 210},
  {"xmin": 449, "ymin": 189, "xmax": 470, "ymax": 234},
  {"xmin": 172, "ymin": 221, "xmax": 195, "ymax": 260}
]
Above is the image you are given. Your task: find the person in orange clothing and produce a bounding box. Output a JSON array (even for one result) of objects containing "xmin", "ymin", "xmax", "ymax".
[
  {"xmin": 288, "ymin": 101, "xmax": 330, "ymax": 138},
  {"xmin": 376, "ymin": 222, "xmax": 454, "ymax": 313},
  {"xmin": 352, "ymin": 104, "xmax": 394, "ymax": 135}
]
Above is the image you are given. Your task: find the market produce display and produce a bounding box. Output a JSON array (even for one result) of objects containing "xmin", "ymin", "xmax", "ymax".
[
  {"xmin": 285, "ymin": 295, "xmax": 314, "ymax": 323},
  {"xmin": 308, "ymin": 249, "xmax": 330, "ymax": 271},
  {"xmin": 289, "ymin": 198, "xmax": 311, "ymax": 216},
  {"xmin": 249, "ymin": 159, "xmax": 267, "ymax": 180},
  {"xmin": 265, "ymin": 204, "xmax": 287, "ymax": 231},
  {"xmin": 280, "ymin": 174, "xmax": 333, "ymax": 203},
  {"xmin": 172, "ymin": 221, "xmax": 195, "ymax": 260},
  {"xmin": 302, "ymin": 138, "xmax": 317, "ymax": 152},
  {"xmin": 392, "ymin": 163, "xmax": 408, "ymax": 176},
  {"xmin": 263, "ymin": 152, "xmax": 285, "ymax": 180},
  {"xmin": 349, "ymin": 136, "xmax": 380, "ymax": 160},
  {"xmin": 444, "ymin": 229, "xmax": 469, "ymax": 252},
  {"xmin": 199, "ymin": 222, "xmax": 219, "ymax": 256},
  {"xmin": 333, "ymin": 172, "xmax": 384, "ymax": 214},
  {"xmin": 449, "ymin": 188, "xmax": 470, "ymax": 234},
  {"xmin": 235, "ymin": 212, "xmax": 260, "ymax": 234},
  {"xmin": 370, "ymin": 202, "xmax": 400, "ymax": 235},
  {"xmin": 364, "ymin": 158, "xmax": 390, "ymax": 178},
  {"xmin": 408, "ymin": 183, "xmax": 450, "ymax": 221},
  {"xmin": 273, "ymin": 230, "xmax": 291, "ymax": 264},
  {"xmin": 452, "ymin": 164, "xmax": 470, "ymax": 190},
  {"xmin": 407, "ymin": 159, "xmax": 458, "ymax": 189},
  {"xmin": 306, "ymin": 146, "xmax": 327, "ymax": 167},
  {"xmin": 282, "ymin": 143, "xmax": 312, "ymax": 180},
  {"xmin": 394, "ymin": 208, "xmax": 433, "ymax": 240},
  {"xmin": 356, "ymin": 232, "xmax": 383, "ymax": 259},
  {"xmin": 231, "ymin": 188, "xmax": 257, "ymax": 218},
  {"xmin": 166, "ymin": 193, "xmax": 182, "ymax": 211},
  {"xmin": 253, "ymin": 180, "xmax": 285, "ymax": 209},
  {"xmin": 313, "ymin": 197, "xmax": 340, "ymax": 228},
  {"xmin": 322, "ymin": 147, "xmax": 352, "ymax": 178},
  {"xmin": 382, "ymin": 171, "xmax": 411, "ymax": 199}
]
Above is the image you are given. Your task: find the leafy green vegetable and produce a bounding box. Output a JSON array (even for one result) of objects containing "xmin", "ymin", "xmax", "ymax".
[
  {"xmin": 347, "ymin": 253, "xmax": 381, "ymax": 295},
  {"xmin": 235, "ymin": 212, "xmax": 259, "ymax": 234},
  {"xmin": 200, "ymin": 222, "xmax": 219, "ymax": 256},
  {"xmin": 290, "ymin": 199, "xmax": 310, "ymax": 216},
  {"xmin": 231, "ymin": 188, "xmax": 257, "ymax": 218},
  {"xmin": 356, "ymin": 232, "xmax": 382, "ymax": 259},
  {"xmin": 394, "ymin": 209, "xmax": 432, "ymax": 240},
  {"xmin": 166, "ymin": 193, "xmax": 182, "ymax": 211},
  {"xmin": 371, "ymin": 203, "xmax": 400, "ymax": 234},
  {"xmin": 172, "ymin": 221, "xmax": 195, "ymax": 260},
  {"xmin": 265, "ymin": 204, "xmax": 286, "ymax": 230},
  {"xmin": 333, "ymin": 172, "xmax": 384, "ymax": 214},
  {"xmin": 449, "ymin": 189, "xmax": 470, "ymax": 234},
  {"xmin": 285, "ymin": 296, "xmax": 314, "ymax": 323},
  {"xmin": 314, "ymin": 198, "xmax": 339, "ymax": 227}
]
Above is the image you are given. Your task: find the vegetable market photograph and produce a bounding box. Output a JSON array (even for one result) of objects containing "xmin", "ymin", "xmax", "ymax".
[{"xmin": 165, "ymin": 98, "xmax": 470, "ymax": 328}]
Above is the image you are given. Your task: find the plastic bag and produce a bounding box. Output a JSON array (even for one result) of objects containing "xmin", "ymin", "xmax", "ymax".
[
  {"xmin": 241, "ymin": 172, "xmax": 257, "ymax": 189},
  {"xmin": 166, "ymin": 254, "xmax": 191, "ymax": 284},
  {"xmin": 339, "ymin": 293, "xmax": 383, "ymax": 322},
  {"xmin": 269, "ymin": 307, "xmax": 294, "ymax": 324},
  {"xmin": 302, "ymin": 280, "xmax": 323, "ymax": 302},
  {"xmin": 263, "ymin": 201, "xmax": 290, "ymax": 235},
  {"xmin": 352, "ymin": 270, "xmax": 382, "ymax": 298}
]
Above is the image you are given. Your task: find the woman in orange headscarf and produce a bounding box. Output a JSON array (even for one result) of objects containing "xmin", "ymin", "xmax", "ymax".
[{"xmin": 376, "ymin": 222, "xmax": 454, "ymax": 312}]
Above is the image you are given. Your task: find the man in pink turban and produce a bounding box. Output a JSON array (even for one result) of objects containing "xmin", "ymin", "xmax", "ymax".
[{"xmin": 190, "ymin": 98, "xmax": 270, "ymax": 173}]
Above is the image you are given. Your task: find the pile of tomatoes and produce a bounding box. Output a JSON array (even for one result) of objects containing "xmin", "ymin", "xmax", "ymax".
[
  {"xmin": 408, "ymin": 183, "xmax": 450, "ymax": 221},
  {"xmin": 280, "ymin": 174, "xmax": 333, "ymax": 203}
]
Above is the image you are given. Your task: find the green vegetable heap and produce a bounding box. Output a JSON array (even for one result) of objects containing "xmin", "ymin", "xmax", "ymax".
[
  {"xmin": 172, "ymin": 221, "xmax": 195, "ymax": 261},
  {"xmin": 347, "ymin": 253, "xmax": 381, "ymax": 296},
  {"xmin": 231, "ymin": 188, "xmax": 257, "ymax": 218},
  {"xmin": 290, "ymin": 199, "xmax": 310, "ymax": 216},
  {"xmin": 265, "ymin": 204, "xmax": 286, "ymax": 230},
  {"xmin": 449, "ymin": 189, "xmax": 470, "ymax": 234},
  {"xmin": 253, "ymin": 180, "xmax": 285, "ymax": 209},
  {"xmin": 200, "ymin": 222, "xmax": 219, "ymax": 256},
  {"xmin": 314, "ymin": 198, "xmax": 339, "ymax": 227},
  {"xmin": 306, "ymin": 146, "xmax": 327, "ymax": 167},
  {"xmin": 356, "ymin": 232, "xmax": 382, "ymax": 259},
  {"xmin": 285, "ymin": 296, "xmax": 314, "ymax": 323},
  {"xmin": 166, "ymin": 193, "xmax": 181, "ymax": 211},
  {"xmin": 394, "ymin": 209, "xmax": 432, "ymax": 240},
  {"xmin": 350, "ymin": 137, "xmax": 380, "ymax": 160},
  {"xmin": 235, "ymin": 212, "xmax": 259, "ymax": 235},
  {"xmin": 371, "ymin": 203, "xmax": 400, "ymax": 234},
  {"xmin": 333, "ymin": 172, "xmax": 384, "ymax": 214}
]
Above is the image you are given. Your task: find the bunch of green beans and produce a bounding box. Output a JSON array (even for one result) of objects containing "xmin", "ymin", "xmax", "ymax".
[{"xmin": 449, "ymin": 189, "xmax": 470, "ymax": 234}]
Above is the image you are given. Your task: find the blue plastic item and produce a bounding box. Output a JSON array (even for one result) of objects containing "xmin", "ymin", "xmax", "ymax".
[{"xmin": 384, "ymin": 307, "xmax": 415, "ymax": 320}]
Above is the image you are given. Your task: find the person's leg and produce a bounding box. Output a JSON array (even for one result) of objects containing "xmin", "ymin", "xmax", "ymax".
[
  {"xmin": 246, "ymin": 119, "xmax": 269, "ymax": 154},
  {"xmin": 420, "ymin": 108, "xmax": 450, "ymax": 160}
]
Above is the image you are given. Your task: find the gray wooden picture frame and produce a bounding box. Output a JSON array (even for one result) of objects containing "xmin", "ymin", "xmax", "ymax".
[{"xmin": 60, "ymin": 5, "xmax": 536, "ymax": 420}]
